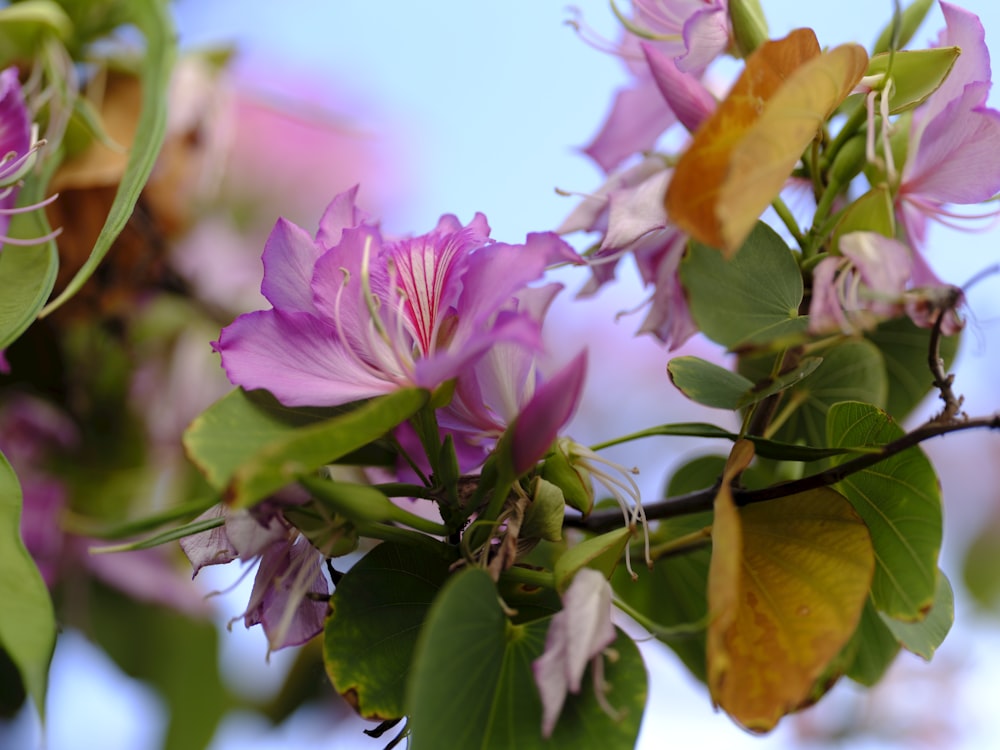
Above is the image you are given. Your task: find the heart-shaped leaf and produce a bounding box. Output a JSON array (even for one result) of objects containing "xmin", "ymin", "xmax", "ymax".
[
  {"xmin": 323, "ymin": 541, "xmax": 454, "ymax": 720},
  {"xmin": 406, "ymin": 567, "xmax": 647, "ymax": 749},
  {"xmin": 681, "ymin": 222, "xmax": 807, "ymax": 349},
  {"xmin": 708, "ymin": 442, "xmax": 874, "ymax": 731}
]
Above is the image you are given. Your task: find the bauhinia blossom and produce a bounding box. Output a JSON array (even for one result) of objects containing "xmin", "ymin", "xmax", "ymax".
[
  {"xmin": 214, "ymin": 186, "xmax": 579, "ymax": 407},
  {"xmin": 895, "ymin": 2, "xmax": 1000, "ymax": 250},
  {"xmin": 533, "ymin": 568, "xmax": 618, "ymax": 737},
  {"xmin": 809, "ymin": 232, "xmax": 962, "ymax": 335},
  {"xmin": 0, "ymin": 66, "xmax": 59, "ymax": 248},
  {"xmin": 559, "ymin": 156, "xmax": 697, "ymax": 349},
  {"xmin": 580, "ymin": 0, "xmax": 730, "ymax": 172},
  {"xmin": 180, "ymin": 500, "xmax": 330, "ymax": 652},
  {"xmin": 441, "ymin": 283, "xmax": 588, "ymax": 474}
]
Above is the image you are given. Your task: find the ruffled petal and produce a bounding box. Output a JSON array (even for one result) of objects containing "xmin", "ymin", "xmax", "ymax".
[
  {"xmin": 582, "ymin": 80, "xmax": 677, "ymax": 173},
  {"xmin": 260, "ymin": 218, "xmax": 324, "ymax": 313},
  {"xmin": 509, "ymin": 351, "xmax": 587, "ymax": 475},
  {"xmin": 315, "ymin": 184, "xmax": 368, "ymax": 248}
]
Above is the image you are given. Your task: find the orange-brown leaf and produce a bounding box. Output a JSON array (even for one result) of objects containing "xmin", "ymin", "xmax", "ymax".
[
  {"xmin": 707, "ymin": 485, "xmax": 874, "ymax": 732},
  {"xmin": 666, "ymin": 28, "xmax": 868, "ymax": 255}
]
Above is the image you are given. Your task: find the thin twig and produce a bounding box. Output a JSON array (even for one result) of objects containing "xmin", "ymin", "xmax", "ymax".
[{"xmin": 568, "ymin": 414, "xmax": 1000, "ymax": 533}]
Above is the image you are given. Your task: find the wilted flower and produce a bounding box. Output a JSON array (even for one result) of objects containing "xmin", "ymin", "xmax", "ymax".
[
  {"xmin": 214, "ymin": 187, "xmax": 578, "ymax": 407},
  {"xmin": 533, "ymin": 568, "xmax": 618, "ymax": 737},
  {"xmin": 180, "ymin": 499, "xmax": 330, "ymax": 653}
]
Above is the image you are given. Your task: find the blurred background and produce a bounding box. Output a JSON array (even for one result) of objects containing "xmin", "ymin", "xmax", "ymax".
[{"xmin": 3, "ymin": 1, "xmax": 1000, "ymax": 748}]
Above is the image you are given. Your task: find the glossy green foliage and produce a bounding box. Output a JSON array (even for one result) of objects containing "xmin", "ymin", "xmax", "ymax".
[
  {"xmin": 681, "ymin": 222, "xmax": 807, "ymax": 349},
  {"xmin": 324, "ymin": 542, "xmax": 453, "ymax": 720},
  {"xmin": 827, "ymin": 402, "xmax": 942, "ymax": 620},
  {"xmin": 407, "ymin": 568, "xmax": 647, "ymax": 749},
  {"xmin": 183, "ymin": 387, "xmax": 426, "ymax": 508}
]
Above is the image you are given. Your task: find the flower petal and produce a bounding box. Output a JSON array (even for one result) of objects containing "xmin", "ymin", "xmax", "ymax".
[
  {"xmin": 509, "ymin": 351, "xmax": 587, "ymax": 475},
  {"xmin": 260, "ymin": 218, "xmax": 324, "ymax": 313},
  {"xmin": 642, "ymin": 43, "xmax": 716, "ymax": 133},
  {"xmin": 902, "ymin": 82, "xmax": 1000, "ymax": 204},
  {"xmin": 214, "ymin": 308, "xmax": 395, "ymax": 406},
  {"xmin": 533, "ymin": 568, "xmax": 616, "ymax": 737},
  {"xmin": 582, "ymin": 80, "xmax": 677, "ymax": 173},
  {"xmin": 315, "ymin": 184, "xmax": 369, "ymax": 248}
]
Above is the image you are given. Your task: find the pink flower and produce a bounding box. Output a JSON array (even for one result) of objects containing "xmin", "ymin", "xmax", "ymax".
[
  {"xmin": 582, "ymin": 0, "xmax": 730, "ymax": 172},
  {"xmin": 180, "ymin": 499, "xmax": 330, "ymax": 652},
  {"xmin": 559, "ymin": 157, "xmax": 697, "ymax": 349},
  {"xmin": 438, "ymin": 283, "xmax": 588, "ymax": 474},
  {"xmin": 0, "ymin": 66, "xmax": 58, "ymax": 249},
  {"xmin": 896, "ymin": 2, "xmax": 1000, "ymax": 248},
  {"xmin": 808, "ymin": 232, "xmax": 962, "ymax": 335},
  {"xmin": 214, "ymin": 187, "xmax": 578, "ymax": 407},
  {"xmin": 533, "ymin": 568, "xmax": 618, "ymax": 737}
]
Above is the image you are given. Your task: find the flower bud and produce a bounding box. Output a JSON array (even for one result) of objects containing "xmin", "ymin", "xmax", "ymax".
[
  {"xmin": 540, "ymin": 438, "xmax": 594, "ymax": 517},
  {"xmin": 729, "ymin": 0, "xmax": 769, "ymax": 58},
  {"xmin": 521, "ymin": 477, "xmax": 566, "ymax": 542}
]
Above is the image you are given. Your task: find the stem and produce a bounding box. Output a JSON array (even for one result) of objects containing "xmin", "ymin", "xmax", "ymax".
[
  {"xmin": 373, "ymin": 482, "xmax": 437, "ymax": 500},
  {"xmin": 355, "ymin": 521, "xmax": 453, "ymax": 559},
  {"xmin": 824, "ymin": 101, "xmax": 867, "ymax": 169},
  {"xmin": 646, "ymin": 526, "xmax": 712, "ymax": 561},
  {"xmin": 771, "ymin": 196, "xmax": 805, "ymax": 248},
  {"xmin": 613, "ymin": 595, "xmax": 708, "ymax": 639},
  {"xmin": 499, "ymin": 565, "xmax": 556, "ymax": 591}
]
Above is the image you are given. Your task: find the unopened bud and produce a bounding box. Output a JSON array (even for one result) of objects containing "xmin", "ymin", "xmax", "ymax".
[
  {"xmin": 541, "ymin": 438, "xmax": 594, "ymax": 517},
  {"xmin": 729, "ymin": 0, "xmax": 769, "ymax": 58}
]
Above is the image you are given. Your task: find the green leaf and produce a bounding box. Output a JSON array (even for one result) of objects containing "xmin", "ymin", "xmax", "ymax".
[
  {"xmin": 879, "ymin": 570, "xmax": 954, "ymax": 659},
  {"xmin": 601, "ymin": 422, "xmax": 865, "ymax": 462},
  {"xmin": 0, "ymin": 157, "xmax": 61, "ymax": 350},
  {"xmin": 183, "ymin": 387, "xmax": 427, "ymax": 508},
  {"xmin": 0, "ymin": 243, "xmax": 58, "ymax": 350},
  {"xmin": 866, "ymin": 315, "xmax": 959, "ymax": 422},
  {"xmin": 843, "ymin": 597, "xmax": 901, "ymax": 686},
  {"xmin": 873, "ymin": 0, "xmax": 935, "ymax": 55},
  {"xmin": 668, "ymin": 356, "xmax": 754, "ymax": 409},
  {"xmin": 866, "ymin": 47, "xmax": 960, "ymax": 114},
  {"xmin": 831, "ymin": 186, "xmax": 895, "ymax": 248},
  {"xmin": 742, "ymin": 339, "xmax": 888, "ymax": 448},
  {"xmin": 0, "ymin": 452, "xmax": 56, "ymax": 718},
  {"xmin": 324, "ymin": 541, "xmax": 453, "ymax": 720},
  {"xmin": 681, "ymin": 222, "xmax": 807, "ymax": 349},
  {"xmin": 407, "ymin": 568, "xmax": 646, "ymax": 749},
  {"xmin": 826, "ymin": 402, "xmax": 942, "ymax": 620},
  {"xmin": 40, "ymin": 0, "xmax": 177, "ymax": 316},
  {"xmin": 554, "ymin": 527, "xmax": 631, "ymax": 592}
]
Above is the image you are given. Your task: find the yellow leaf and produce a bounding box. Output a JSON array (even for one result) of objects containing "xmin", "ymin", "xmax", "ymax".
[
  {"xmin": 666, "ymin": 28, "xmax": 868, "ymax": 256},
  {"xmin": 707, "ymin": 481, "xmax": 874, "ymax": 732}
]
